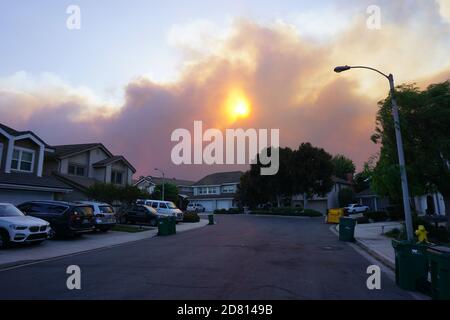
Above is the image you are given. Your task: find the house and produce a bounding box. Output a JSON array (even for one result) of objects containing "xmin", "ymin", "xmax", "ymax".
[
  {"xmin": 45, "ymin": 143, "xmax": 136, "ymax": 201},
  {"xmin": 0, "ymin": 123, "xmax": 72, "ymax": 204},
  {"xmin": 356, "ymin": 187, "xmax": 446, "ymax": 216},
  {"xmin": 188, "ymin": 171, "xmax": 243, "ymax": 212},
  {"xmin": 291, "ymin": 176, "xmax": 353, "ymax": 214},
  {"xmin": 134, "ymin": 176, "xmax": 195, "ymax": 198}
]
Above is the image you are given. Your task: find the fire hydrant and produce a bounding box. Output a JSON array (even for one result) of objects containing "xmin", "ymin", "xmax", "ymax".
[{"xmin": 415, "ymin": 225, "xmax": 428, "ymax": 243}]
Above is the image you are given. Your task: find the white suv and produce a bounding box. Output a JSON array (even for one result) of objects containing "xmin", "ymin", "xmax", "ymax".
[
  {"xmin": 137, "ymin": 200, "xmax": 184, "ymax": 222},
  {"xmin": 0, "ymin": 203, "xmax": 50, "ymax": 248},
  {"xmin": 186, "ymin": 203, "xmax": 206, "ymax": 213},
  {"xmin": 75, "ymin": 201, "xmax": 116, "ymax": 232}
]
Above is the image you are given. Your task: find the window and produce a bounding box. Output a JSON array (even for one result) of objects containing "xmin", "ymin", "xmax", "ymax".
[
  {"xmin": 11, "ymin": 148, "xmax": 34, "ymax": 172},
  {"xmin": 159, "ymin": 203, "xmax": 168, "ymax": 209},
  {"xmin": 99, "ymin": 206, "xmax": 114, "ymax": 214},
  {"xmin": 222, "ymin": 185, "xmax": 235, "ymax": 193},
  {"xmin": 68, "ymin": 163, "xmax": 86, "ymax": 177},
  {"xmin": 111, "ymin": 170, "xmax": 124, "ymax": 184}
]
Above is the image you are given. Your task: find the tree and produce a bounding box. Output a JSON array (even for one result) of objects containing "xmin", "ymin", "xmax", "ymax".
[
  {"xmin": 151, "ymin": 183, "xmax": 179, "ymax": 203},
  {"xmin": 291, "ymin": 143, "xmax": 335, "ymax": 209},
  {"xmin": 338, "ymin": 187, "xmax": 355, "ymax": 207},
  {"xmin": 354, "ymin": 160, "xmax": 375, "ymax": 193},
  {"xmin": 371, "ymin": 81, "xmax": 450, "ymax": 220},
  {"xmin": 86, "ymin": 183, "xmax": 119, "ymax": 204},
  {"xmin": 332, "ymin": 154, "xmax": 356, "ymax": 180},
  {"xmin": 86, "ymin": 183, "xmax": 149, "ymax": 206},
  {"xmin": 236, "ymin": 147, "xmax": 295, "ymax": 208}
]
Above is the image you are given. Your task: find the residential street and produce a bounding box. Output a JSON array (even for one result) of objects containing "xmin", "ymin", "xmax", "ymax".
[{"xmin": 0, "ymin": 215, "xmax": 417, "ymax": 300}]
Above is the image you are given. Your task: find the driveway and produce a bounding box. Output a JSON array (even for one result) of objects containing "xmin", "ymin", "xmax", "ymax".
[{"xmin": 0, "ymin": 215, "xmax": 418, "ymax": 299}]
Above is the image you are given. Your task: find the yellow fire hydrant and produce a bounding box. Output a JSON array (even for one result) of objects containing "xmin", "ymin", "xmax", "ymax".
[{"xmin": 415, "ymin": 225, "xmax": 428, "ymax": 243}]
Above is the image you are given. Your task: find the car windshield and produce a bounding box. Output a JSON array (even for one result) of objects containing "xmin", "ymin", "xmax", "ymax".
[
  {"xmin": 0, "ymin": 204, "xmax": 25, "ymax": 217},
  {"xmin": 99, "ymin": 206, "xmax": 114, "ymax": 214},
  {"xmin": 167, "ymin": 202, "xmax": 177, "ymax": 209}
]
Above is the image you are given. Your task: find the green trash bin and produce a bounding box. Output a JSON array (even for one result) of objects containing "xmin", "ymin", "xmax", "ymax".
[
  {"xmin": 170, "ymin": 216, "xmax": 177, "ymax": 235},
  {"xmin": 427, "ymin": 246, "xmax": 450, "ymax": 300},
  {"xmin": 392, "ymin": 240, "xmax": 429, "ymax": 292},
  {"xmin": 208, "ymin": 214, "xmax": 215, "ymax": 225},
  {"xmin": 158, "ymin": 217, "xmax": 171, "ymax": 236},
  {"xmin": 339, "ymin": 217, "xmax": 356, "ymax": 242}
]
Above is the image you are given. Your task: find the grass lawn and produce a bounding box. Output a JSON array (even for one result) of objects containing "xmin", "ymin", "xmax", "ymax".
[{"xmin": 111, "ymin": 224, "xmax": 153, "ymax": 233}]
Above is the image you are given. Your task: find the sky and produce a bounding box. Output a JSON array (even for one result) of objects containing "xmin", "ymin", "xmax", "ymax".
[{"xmin": 1, "ymin": 0, "xmax": 450, "ymax": 180}]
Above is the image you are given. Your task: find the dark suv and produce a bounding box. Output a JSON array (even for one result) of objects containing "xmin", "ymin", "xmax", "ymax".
[{"xmin": 17, "ymin": 201, "xmax": 95, "ymax": 238}]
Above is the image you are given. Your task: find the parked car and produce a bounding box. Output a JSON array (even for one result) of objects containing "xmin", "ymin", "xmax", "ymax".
[
  {"xmin": 17, "ymin": 201, "xmax": 95, "ymax": 238},
  {"xmin": 136, "ymin": 200, "xmax": 184, "ymax": 222},
  {"xmin": 344, "ymin": 204, "xmax": 370, "ymax": 215},
  {"xmin": 186, "ymin": 203, "xmax": 206, "ymax": 213},
  {"xmin": 75, "ymin": 201, "xmax": 116, "ymax": 232},
  {"xmin": 123, "ymin": 204, "xmax": 161, "ymax": 226},
  {"xmin": 0, "ymin": 203, "xmax": 50, "ymax": 248}
]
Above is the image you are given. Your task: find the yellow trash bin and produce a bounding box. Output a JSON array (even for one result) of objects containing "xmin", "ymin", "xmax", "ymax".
[{"xmin": 327, "ymin": 208, "xmax": 345, "ymax": 224}]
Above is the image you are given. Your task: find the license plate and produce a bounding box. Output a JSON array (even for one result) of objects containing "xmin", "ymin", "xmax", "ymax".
[{"xmin": 83, "ymin": 219, "xmax": 89, "ymax": 224}]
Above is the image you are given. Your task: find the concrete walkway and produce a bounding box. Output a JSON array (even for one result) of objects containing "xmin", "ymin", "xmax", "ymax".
[
  {"xmin": 0, "ymin": 219, "xmax": 209, "ymax": 268},
  {"xmin": 336, "ymin": 222, "xmax": 403, "ymax": 269}
]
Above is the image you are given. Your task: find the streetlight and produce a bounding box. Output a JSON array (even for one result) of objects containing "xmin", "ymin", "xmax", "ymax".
[
  {"xmin": 154, "ymin": 168, "xmax": 165, "ymax": 201},
  {"xmin": 334, "ymin": 65, "xmax": 414, "ymax": 241}
]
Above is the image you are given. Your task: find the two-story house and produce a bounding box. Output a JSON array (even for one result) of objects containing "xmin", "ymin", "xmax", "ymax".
[
  {"xmin": 0, "ymin": 123, "xmax": 72, "ymax": 204},
  {"xmin": 46, "ymin": 143, "xmax": 137, "ymax": 201},
  {"xmin": 188, "ymin": 171, "xmax": 243, "ymax": 212},
  {"xmin": 134, "ymin": 176, "xmax": 195, "ymax": 197}
]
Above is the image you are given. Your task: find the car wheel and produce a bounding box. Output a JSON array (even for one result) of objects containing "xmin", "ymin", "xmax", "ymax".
[
  {"xmin": 0, "ymin": 230, "xmax": 10, "ymax": 249},
  {"xmin": 48, "ymin": 228, "xmax": 56, "ymax": 240}
]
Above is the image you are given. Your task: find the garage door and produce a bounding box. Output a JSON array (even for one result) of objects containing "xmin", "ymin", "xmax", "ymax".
[
  {"xmin": 217, "ymin": 200, "xmax": 232, "ymax": 210},
  {"xmin": 197, "ymin": 201, "xmax": 215, "ymax": 212},
  {"xmin": 0, "ymin": 189, "xmax": 54, "ymax": 205}
]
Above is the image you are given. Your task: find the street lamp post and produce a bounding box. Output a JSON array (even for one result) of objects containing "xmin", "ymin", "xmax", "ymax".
[
  {"xmin": 154, "ymin": 168, "xmax": 165, "ymax": 201},
  {"xmin": 334, "ymin": 65, "xmax": 414, "ymax": 241}
]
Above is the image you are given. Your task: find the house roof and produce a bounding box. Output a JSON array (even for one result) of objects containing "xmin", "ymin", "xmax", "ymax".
[
  {"xmin": 51, "ymin": 143, "xmax": 113, "ymax": 158},
  {"xmin": 356, "ymin": 188, "xmax": 377, "ymax": 197},
  {"xmin": 92, "ymin": 155, "xmax": 136, "ymax": 173},
  {"xmin": 193, "ymin": 171, "xmax": 243, "ymax": 186},
  {"xmin": 134, "ymin": 176, "xmax": 195, "ymax": 187},
  {"xmin": 52, "ymin": 173, "xmax": 99, "ymax": 192},
  {"xmin": 0, "ymin": 172, "xmax": 72, "ymax": 191},
  {"xmin": 0, "ymin": 122, "xmax": 52, "ymax": 149}
]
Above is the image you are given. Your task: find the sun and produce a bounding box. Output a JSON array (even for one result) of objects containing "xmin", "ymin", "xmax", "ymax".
[
  {"xmin": 234, "ymin": 100, "xmax": 250, "ymax": 117},
  {"xmin": 225, "ymin": 90, "xmax": 251, "ymax": 121}
]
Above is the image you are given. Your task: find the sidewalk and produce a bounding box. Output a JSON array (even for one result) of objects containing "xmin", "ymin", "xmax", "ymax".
[
  {"xmin": 0, "ymin": 219, "xmax": 209, "ymax": 268},
  {"xmin": 337, "ymin": 222, "xmax": 403, "ymax": 269}
]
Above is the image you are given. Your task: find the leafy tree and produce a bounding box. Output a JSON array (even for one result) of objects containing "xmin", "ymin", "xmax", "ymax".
[
  {"xmin": 338, "ymin": 187, "xmax": 355, "ymax": 207},
  {"xmin": 354, "ymin": 160, "xmax": 375, "ymax": 193},
  {"xmin": 86, "ymin": 183, "xmax": 149, "ymax": 206},
  {"xmin": 291, "ymin": 143, "xmax": 334, "ymax": 209},
  {"xmin": 86, "ymin": 183, "xmax": 119, "ymax": 204},
  {"xmin": 151, "ymin": 183, "xmax": 179, "ymax": 203},
  {"xmin": 371, "ymin": 81, "xmax": 450, "ymax": 219},
  {"xmin": 332, "ymin": 154, "xmax": 356, "ymax": 180}
]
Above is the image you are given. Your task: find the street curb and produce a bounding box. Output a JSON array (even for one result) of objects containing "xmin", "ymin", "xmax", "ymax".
[
  {"xmin": 0, "ymin": 220, "xmax": 208, "ymax": 272},
  {"xmin": 329, "ymin": 225, "xmax": 395, "ymax": 271}
]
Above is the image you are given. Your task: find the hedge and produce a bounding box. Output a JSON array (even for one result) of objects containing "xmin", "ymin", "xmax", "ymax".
[{"xmin": 183, "ymin": 212, "xmax": 200, "ymax": 223}]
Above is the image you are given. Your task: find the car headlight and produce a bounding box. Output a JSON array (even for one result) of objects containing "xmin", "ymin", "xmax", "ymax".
[{"xmin": 10, "ymin": 225, "xmax": 27, "ymax": 230}]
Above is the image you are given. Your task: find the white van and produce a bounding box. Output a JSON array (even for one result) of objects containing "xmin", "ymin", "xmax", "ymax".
[{"xmin": 136, "ymin": 200, "xmax": 184, "ymax": 222}]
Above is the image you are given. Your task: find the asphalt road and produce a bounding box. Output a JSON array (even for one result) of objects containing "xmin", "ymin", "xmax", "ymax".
[{"xmin": 0, "ymin": 215, "xmax": 417, "ymax": 300}]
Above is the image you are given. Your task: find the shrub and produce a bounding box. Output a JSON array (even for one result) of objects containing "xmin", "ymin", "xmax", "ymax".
[
  {"xmin": 364, "ymin": 211, "xmax": 388, "ymax": 222},
  {"xmin": 386, "ymin": 205, "xmax": 403, "ymax": 221},
  {"xmin": 213, "ymin": 208, "xmax": 242, "ymax": 214},
  {"xmin": 300, "ymin": 209, "xmax": 323, "ymax": 217},
  {"xmin": 356, "ymin": 216, "xmax": 370, "ymax": 224},
  {"xmin": 384, "ymin": 228, "xmax": 403, "ymax": 239},
  {"xmin": 183, "ymin": 212, "xmax": 200, "ymax": 223}
]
